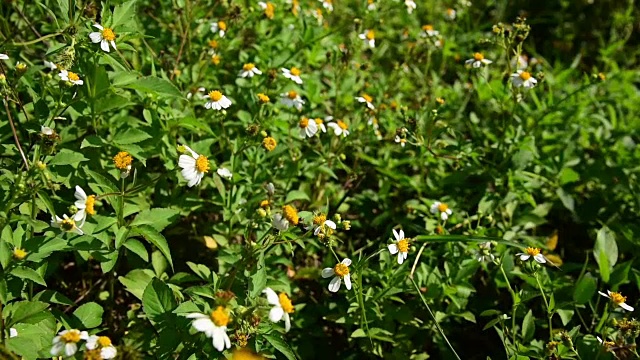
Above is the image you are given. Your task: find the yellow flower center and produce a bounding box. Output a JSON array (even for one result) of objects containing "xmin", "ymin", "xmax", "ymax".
[
  {"xmin": 61, "ymin": 330, "xmax": 81, "ymax": 343},
  {"xmin": 243, "ymin": 63, "xmax": 255, "ymax": 71},
  {"xmin": 473, "ymin": 52, "xmax": 484, "ymax": 61},
  {"xmin": 210, "ymin": 306, "xmax": 230, "ymax": 327},
  {"xmin": 208, "ymin": 39, "xmax": 219, "ymax": 48},
  {"xmin": 290, "ymin": 67, "xmax": 301, "ymax": 76},
  {"xmin": 257, "ymin": 93, "xmax": 270, "ymax": 103},
  {"xmin": 102, "ymin": 28, "xmax": 116, "ymax": 41},
  {"xmin": 262, "ymin": 137, "xmax": 277, "ymax": 151},
  {"xmin": 397, "ymin": 239, "xmax": 409, "ymax": 253},
  {"xmin": 282, "ymin": 205, "xmax": 299, "ymax": 225},
  {"xmin": 85, "ymin": 195, "xmax": 96, "ymax": 215},
  {"xmin": 113, "ymin": 151, "xmax": 133, "ymax": 170},
  {"xmin": 278, "ymin": 293, "xmax": 294, "ymax": 313},
  {"xmin": 67, "ymin": 72, "xmax": 80, "ymax": 81},
  {"xmin": 195, "ymin": 155, "xmax": 210, "ymax": 173},
  {"xmin": 437, "ymin": 203, "xmax": 449, "ymax": 212},
  {"xmin": 61, "ymin": 218, "xmax": 76, "ymax": 231},
  {"xmin": 447, "ymin": 8, "xmax": 454, "ymax": 15},
  {"xmin": 362, "ymin": 94, "xmax": 373, "ymax": 103},
  {"xmin": 366, "ymin": 30, "xmax": 375, "ymax": 40},
  {"xmin": 299, "ymin": 117, "xmax": 309, "ymax": 128},
  {"xmin": 315, "ymin": 118, "xmax": 323, "ymax": 125},
  {"xmin": 209, "ymin": 90, "xmax": 223, "ymax": 101},
  {"xmin": 287, "ymin": 90, "xmax": 298, "ymax": 99},
  {"xmin": 218, "ymin": 21, "xmax": 227, "ymax": 31},
  {"xmin": 260, "ymin": 199, "xmax": 270, "ymax": 208},
  {"xmin": 520, "ymin": 71, "xmax": 531, "ymax": 80},
  {"xmin": 436, "ymin": 97, "xmax": 445, "ymax": 105},
  {"xmin": 368, "ymin": 0, "xmax": 374, "ymax": 4},
  {"xmin": 13, "ymin": 248, "xmax": 27, "ymax": 260},
  {"xmin": 422, "ymin": 24, "xmax": 434, "ymax": 31},
  {"xmin": 97, "ymin": 336, "xmax": 112, "ymax": 347},
  {"xmin": 315, "ymin": 8, "xmax": 323, "ymax": 16},
  {"xmin": 333, "ymin": 263, "xmax": 349, "ymax": 278},
  {"xmin": 265, "ymin": 2, "xmax": 275, "ymax": 18},
  {"xmin": 525, "ymin": 247, "xmax": 540, "ymax": 256},
  {"xmin": 212, "ymin": 55, "xmax": 221, "ymax": 65},
  {"xmin": 337, "ymin": 120, "xmax": 348, "ymax": 130},
  {"xmin": 610, "ymin": 292, "xmax": 627, "ymax": 305},
  {"xmin": 313, "ymin": 213, "xmax": 327, "ymax": 226}
]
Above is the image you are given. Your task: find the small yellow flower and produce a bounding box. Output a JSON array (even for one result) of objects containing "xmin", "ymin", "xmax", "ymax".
[
  {"xmin": 13, "ymin": 248, "xmax": 27, "ymax": 260},
  {"xmin": 257, "ymin": 93, "xmax": 270, "ymax": 103},
  {"xmin": 113, "ymin": 151, "xmax": 132, "ymax": 170},
  {"xmin": 260, "ymin": 2, "xmax": 276, "ymax": 19},
  {"xmin": 211, "ymin": 54, "xmax": 221, "ymax": 65},
  {"xmin": 262, "ymin": 136, "xmax": 277, "ymax": 151},
  {"xmin": 208, "ymin": 39, "xmax": 219, "ymax": 49},
  {"xmin": 282, "ymin": 205, "xmax": 299, "ymax": 225}
]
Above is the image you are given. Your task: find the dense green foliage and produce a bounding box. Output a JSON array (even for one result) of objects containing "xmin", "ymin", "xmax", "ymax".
[{"xmin": 0, "ymin": 0, "xmax": 639, "ymax": 359}]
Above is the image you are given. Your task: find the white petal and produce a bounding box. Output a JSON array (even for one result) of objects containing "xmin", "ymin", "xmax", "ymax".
[
  {"xmin": 321, "ymin": 268, "xmax": 335, "ymax": 278},
  {"xmin": 186, "ymin": 312, "xmax": 208, "ymax": 319},
  {"xmin": 223, "ymin": 331, "xmax": 231, "ymax": 349},
  {"xmin": 212, "ymin": 327, "xmax": 225, "ymax": 351},
  {"xmin": 65, "ymin": 342, "xmax": 77, "ymax": 356},
  {"xmin": 74, "ymin": 185, "xmax": 87, "ymax": 201},
  {"xmin": 269, "ymin": 307, "xmax": 284, "ymax": 322},
  {"xmin": 341, "ymin": 258, "xmax": 352, "ymax": 266},
  {"xmin": 101, "ymin": 346, "xmax": 117, "ymax": 359},
  {"xmin": 93, "ymin": 23, "xmax": 104, "ymax": 30},
  {"xmin": 328, "ymin": 276, "xmax": 341, "ymax": 292},
  {"xmin": 344, "ymin": 274, "xmax": 352, "ymax": 290},
  {"xmin": 519, "ymin": 254, "xmax": 530, "ymax": 261},
  {"xmin": 399, "ymin": 229, "xmax": 405, "ymax": 239},
  {"xmin": 110, "ymin": 41, "xmax": 117, "ymax": 50},
  {"xmin": 440, "ymin": 212, "xmax": 448, "ymax": 221},
  {"xmin": 86, "ymin": 335, "xmax": 99, "ymax": 349},
  {"xmin": 178, "ymin": 154, "xmax": 196, "ymax": 169},
  {"xmin": 283, "ymin": 313, "xmax": 291, "ymax": 332},
  {"xmin": 388, "ymin": 243, "xmax": 398, "ymax": 254},
  {"xmin": 324, "ymin": 220, "xmax": 336, "ymax": 229},
  {"xmin": 100, "ymin": 40, "xmax": 110, "ymax": 52},
  {"xmin": 9, "ymin": 328, "xmax": 17, "ymax": 338},
  {"xmin": 192, "ymin": 318, "xmax": 215, "ymax": 335},
  {"xmin": 620, "ymin": 303, "xmax": 634, "ymax": 312},
  {"xmin": 392, "ymin": 229, "xmax": 400, "ymax": 240},
  {"xmin": 397, "ymin": 252, "xmax": 404, "ymax": 264},
  {"xmin": 597, "ymin": 290, "xmax": 609, "ymax": 298},
  {"xmin": 263, "ymin": 287, "xmax": 279, "ymax": 305},
  {"xmin": 89, "ymin": 32, "xmax": 102, "ymax": 43},
  {"xmin": 51, "ymin": 342, "xmax": 64, "ymax": 355},
  {"xmin": 534, "ymin": 254, "xmax": 547, "ymax": 263}
]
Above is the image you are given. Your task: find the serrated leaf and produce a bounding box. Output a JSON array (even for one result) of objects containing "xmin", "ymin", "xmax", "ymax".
[
  {"xmin": 263, "ymin": 334, "xmax": 297, "ymax": 360},
  {"xmin": 521, "ymin": 309, "xmax": 534, "ymax": 342},
  {"xmin": 73, "ymin": 302, "xmax": 104, "ymax": 329},
  {"xmin": 111, "ymin": 0, "xmax": 137, "ymax": 28},
  {"xmin": 133, "ymin": 225, "xmax": 173, "ymax": 271},
  {"xmin": 130, "ymin": 208, "xmax": 180, "ymax": 232},
  {"xmin": 10, "ymin": 266, "xmax": 46, "ymax": 286},
  {"xmin": 3, "ymin": 300, "xmax": 49, "ymax": 328},
  {"xmin": 573, "ymin": 272, "xmax": 597, "ymax": 304},
  {"xmin": 124, "ymin": 77, "xmax": 183, "ymax": 98},
  {"xmin": 142, "ymin": 278, "xmax": 177, "ymax": 319},
  {"xmin": 113, "ymin": 128, "xmax": 152, "ymax": 145},
  {"xmin": 124, "ymin": 238, "xmax": 148, "ymax": 261},
  {"xmin": 285, "ymin": 190, "xmax": 310, "ymax": 203},
  {"xmin": 48, "ymin": 149, "xmax": 88, "ymax": 166}
]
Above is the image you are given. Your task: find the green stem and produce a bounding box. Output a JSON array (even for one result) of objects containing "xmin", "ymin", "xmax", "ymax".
[
  {"xmin": 118, "ymin": 178, "xmax": 125, "ymax": 227},
  {"xmin": 0, "ymin": 301, "xmax": 4, "ymax": 345},
  {"xmin": 534, "ymin": 274, "xmax": 553, "ymax": 341},
  {"xmin": 499, "ymin": 263, "xmax": 518, "ymax": 354},
  {"xmin": 410, "ymin": 277, "xmax": 461, "ymax": 360}
]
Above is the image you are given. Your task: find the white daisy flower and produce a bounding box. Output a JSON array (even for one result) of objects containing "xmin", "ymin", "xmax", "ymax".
[
  {"xmin": 186, "ymin": 307, "xmax": 232, "ymax": 352},
  {"xmin": 51, "ymin": 213, "xmax": 85, "ymax": 235},
  {"xmin": 0, "ymin": 54, "xmax": 8, "ymax": 60},
  {"xmin": 298, "ymin": 117, "xmax": 319, "ymax": 138},
  {"xmin": 321, "ymin": 258, "xmax": 352, "ymax": 293},
  {"xmin": 511, "ymin": 70, "xmax": 538, "ymax": 89},
  {"xmin": 358, "ymin": 30, "xmax": 376, "ymax": 48},
  {"xmin": 89, "ymin": 24, "xmax": 117, "ymax": 52},
  {"xmin": 263, "ymin": 287, "xmax": 294, "ymax": 332},
  {"xmin": 465, "ymin": 53, "xmax": 493, "ymax": 68},
  {"xmin": 204, "ymin": 90, "xmax": 232, "ymax": 110},
  {"xmin": 314, "ymin": 117, "xmax": 329, "ymax": 133},
  {"xmin": 420, "ymin": 24, "xmax": 439, "ymax": 37},
  {"xmin": 239, "ymin": 63, "xmax": 262, "ymax": 78},
  {"xmin": 388, "ymin": 228, "xmax": 410, "ymax": 264},
  {"xmin": 216, "ymin": 167, "xmax": 232, "ymax": 179},
  {"xmin": 516, "ymin": 247, "xmax": 547, "ymax": 264},
  {"xmin": 312, "ymin": 213, "xmax": 336, "ymax": 236},
  {"xmin": 430, "ymin": 201, "xmax": 452, "ymax": 221},
  {"xmin": 86, "ymin": 335, "xmax": 117, "ymax": 359},
  {"xmin": 258, "ymin": 1, "xmax": 276, "ymax": 19},
  {"xmin": 355, "ymin": 94, "xmax": 375, "ymax": 110},
  {"xmin": 445, "ymin": 8, "xmax": 456, "ymax": 20},
  {"xmin": 74, "ymin": 185, "xmax": 97, "ymax": 223},
  {"xmin": 41, "ymin": 126, "xmax": 54, "ymax": 136},
  {"xmin": 58, "ymin": 70, "xmax": 83, "ymax": 86},
  {"xmin": 50, "ymin": 329, "xmax": 88, "ymax": 357},
  {"xmin": 598, "ymin": 290, "xmax": 634, "ymax": 312},
  {"xmin": 405, "ymin": 0, "xmax": 416, "ymax": 13},
  {"xmin": 476, "ymin": 242, "xmax": 495, "ymax": 263},
  {"xmin": 512, "ymin": 55, "xmax": 529, "ymax": 70},
  {"xmin": 280, "ymin": 91, "xmax": 305, "ymax": 110},
  {"xmin": 327, "ymin": 120, "xmax": 350, "ymax": 137},
  {"xmin": 210, "ymin": 20, "xmax": 228, "ymax": 37},
  {"xmin": 319, "ymin": 0, "xmax": 333, "ymax": 12},
  {"xmin": 367, "ymin": 0, "xmax": 376, "ymax": 11},
  {"xmin": 178, "ymin": 145, "xmax": 210, "ymax": 187},
  {"xmin": 43, "ymin": 60, "xmax": 58, "ymax": 70},
  {"xmin": 395, "ymin": 136, "xmax": 407, "ymax": 147},
  {"xmin": 281, "ymin": 67, "xmax": 303, "ymax": 84},
  {"xmin": 187, "ymin": 87, "xmax": 206, "ymax": 100},
  {"xmin": 9, "ymin": 328, "xmax": 17, "ymax": 338}
]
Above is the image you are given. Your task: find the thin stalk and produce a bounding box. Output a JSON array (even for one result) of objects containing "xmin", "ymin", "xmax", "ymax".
[
  {"xmin": 534, "ymin": 274, "xmax": 553, "ymax": 341},
  {"xmin": 410, "ymin": 277, "xmax": 461, "ymax": 360},
  {"xmin": 499, "ymin": 263, "xmax": 518, "ymax": 354}
]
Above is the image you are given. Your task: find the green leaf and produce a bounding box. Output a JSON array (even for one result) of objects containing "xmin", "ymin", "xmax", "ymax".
[
  {"xmin": 33, "ymin": 290, "xmax": 74, "ymax": 305},
  {"xmin": 263, "ymin": 334, "xmax": 297, "ymax": 360},
  {"xmin": 73, "ymin": 302, "xmax": 104, "ymax": 329},
  {"xmin": 558, "ymin": 167, "xmax": 580, "ymax": 185},
  {"xmin": 556, "ymin": 188, "xmax": 575, "ymax": 212},
  {"xmin": 56, "ymin": 0, "xmax": 69, "ymax": 22},
  {"xmin": 111, "ymin": 0, "xmax": 137, "ymax": 28},
  {"xmin": 142, "ymin": 278, "xmax": 177, "ymax": 319},
  {"xmin": 48, "ymin": 149, "xmax": 88, "ymax": 166},
  {"xmin": 119, "ymin": 269, "xmax": 154, "ymax": 300},
  {"xmin": 3, "ymin": 300, "xmax": 49, "ymax": 327},
  {"xmin": 130, "ymin": 208, "xmax": 180, "ymax": 232},
  {"xmin": 123, "ymin": 77, "xmax": 183, "ymax": 98},
  {"xmin": 133, "ymin": 225, "xmax": 173, "ymax": 271},
  {"xmin": 113, "ymin": 128, "xmax": 152, "ymax": 145},
  {"xmin": 10, "ymin": 266, "xmax": 46, "ymax": 286},
  {"xmin": 285, "ymin": 190, "xmax": 310, "ymax": 203},
  {"xmin": 573, "ymin": 272, "xmax": 597, "ymax": 304},
  {"xmin": 521, "ymin": 309, "xmax": 534, "ymax": 342},
  {"xmin": 556, "ymin": 309, "xmax": 574, "ymax": 326},
  {"xmin": 594, "ymin": 226, "xmax": 618, "ymax": 283},
  {"xmin": 124, "ymin": 238, "xmax": 148, "ymax": 261},
  {"xmin": 250, "ymin": 252, "xmax": 266, "ymax": 298}
]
